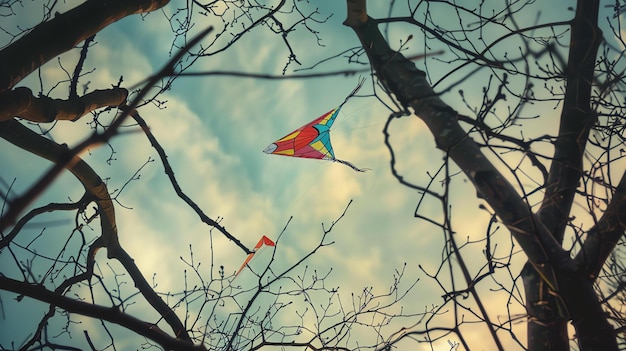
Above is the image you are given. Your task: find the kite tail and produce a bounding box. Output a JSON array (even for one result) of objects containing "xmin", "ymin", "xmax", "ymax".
[{"xmin": 334, "ymin": 158, "xmax": 370, "ymax": 172}]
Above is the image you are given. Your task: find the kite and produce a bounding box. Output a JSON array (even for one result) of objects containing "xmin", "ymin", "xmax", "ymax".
[
  {"xmin": 234, "ymin": 235, "xmax": 276, "ymax": 278},
  {"xmin": 263, "ymin": 106, "xmax": 368, "ymax": 172}
]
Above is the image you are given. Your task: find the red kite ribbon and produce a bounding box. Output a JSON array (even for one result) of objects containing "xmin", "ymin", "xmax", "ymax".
[{"xmin": 234, "ymin": 235, "xmax": 276, "ymax": 278}]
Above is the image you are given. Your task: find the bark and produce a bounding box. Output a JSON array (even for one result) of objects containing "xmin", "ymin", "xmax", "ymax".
[
  {"xmin": 522, "ymin": 262, "xmax": 569, "ymax": 351},
  {"xmin": 527, "ymin": 1, "xmax": 602, "ymax": 349},
  {"xmin": 0, "ymin": 86, "xmax": 129, "ymax": 122},
  {"xmin": 343, "ymin": 1, "xmax": 618, "ymax": 349},
  {"xmin": 0, "ymin": 0, "xmax": 169, "ymax": 92}
]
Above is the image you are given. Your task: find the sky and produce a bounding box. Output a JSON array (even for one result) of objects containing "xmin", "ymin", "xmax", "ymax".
[{"xmin": 1, "ymin": 1, "xmax": 624, "ymax": 350}]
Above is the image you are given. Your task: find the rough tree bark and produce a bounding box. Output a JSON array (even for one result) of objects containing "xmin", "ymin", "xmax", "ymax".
[
  {"xmin": 343, "ymin": 0, "xmax": 623, "ymax": 350},
  {"xmin": 0, "ymin": 87, "xmax": 129, "ymax": 122}
]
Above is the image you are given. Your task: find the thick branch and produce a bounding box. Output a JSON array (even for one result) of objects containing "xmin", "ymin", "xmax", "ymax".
[
  {"xmin": 537, "ymin": 0, "xmax": 601, "ymax": 243},
  {"xmin": 0, "ymin": 276, "xmax": 207, "ymax": 351},
  {"xmin": 526, "ymin": 2, "xmax": 601, "ymax": 349},
  {"xmin": 0, "ymin": 119, "xmax": 118, "ymax": 250},
  {"xmin": 1, "ymin": 21, "xmax": 214, "ymax": 349},
  {"xmin": 0, "ymin": 0, "xmax": 169, "ymax": 92},
  {"xmin": 0, "ymin": 26, "xmax": 213, "ymax": 234},
  {"xmin": 576, "ymin": 171, "xmax": 626, "ymax": 280},
  {"xmin": 0, "ymin": 87, "xmax": 128, "ymax": 122}
]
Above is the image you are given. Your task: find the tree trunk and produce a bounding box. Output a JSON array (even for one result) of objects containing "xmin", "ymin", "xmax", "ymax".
[
  {"xmin": 522, "ymin": 263, "xmax": 569, "ymax": 351},
  {"xmin": 528, "ymin": 0, "xmax": 602, "ymax": 349}
]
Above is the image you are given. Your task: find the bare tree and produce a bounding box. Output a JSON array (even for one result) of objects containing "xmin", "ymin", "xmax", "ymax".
[{"xmin": 343, "ymin": 0, "xmax": 625, "ymax": 350}]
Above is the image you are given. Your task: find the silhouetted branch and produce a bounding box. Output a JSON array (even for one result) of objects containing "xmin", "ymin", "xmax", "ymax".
[
  {"xmin": 0, "ymin": 0, "xmax": 170, "ymax": 92},
  {"xmin": 70, "ymin": 34, "xmax": 95, "ymax": 98},
  {"xmin": 576, "ymin": 171, "xmax": 626, "ymax": 280},
  {"xmin": 0, "ymin": 276, "xmax": 208, "ymax": 351},
  {"xmin": 0, "ymin": 26, "xmax": 213, "ymax": 233},
  {"xmin": 129, "ymin": 109, "xmax": 250, "ymax": 254}
]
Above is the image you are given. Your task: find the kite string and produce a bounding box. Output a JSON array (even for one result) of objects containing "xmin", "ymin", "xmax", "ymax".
[
  {"xmin": 339, "ymin": 77, "xmax": 367, "ymax": 109},
  {"xmin": 331, "ymin": 77, "xmax": 374, "ymax": 131},
  {"xmin": 329, "ymin": 77, "xmax": 372, "ymax": 172}
]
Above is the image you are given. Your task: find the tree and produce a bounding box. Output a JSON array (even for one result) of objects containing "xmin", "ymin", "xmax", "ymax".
[{"xmin": 343, "ymin": 0, "xmax": 625, "ymax": 350}]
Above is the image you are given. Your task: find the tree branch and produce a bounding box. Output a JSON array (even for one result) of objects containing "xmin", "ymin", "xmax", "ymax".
[
  {"xmin": 526, "ymin": 2, "xmax": 602, "ymax": 349},
  {"xmin": 0, "ymin": 276, "xmax": 207, "ymax": 351},
  {"xmin": 537, "ymin": 0, "xmax": 602, "ymax": 243},
  {"xmin": 0, "ymin": 86, "xmax": 128, "ymax": 122},
  {"xmin": 576, "ymin": 171, "xmax": 626, "ymax": 280},
  {"xmin": 0, "ymin": 0, "xmax": 170, "ymax": 92},
  {"xmin": 0, "ymin": 26, "xmax": 213, "ymax": 234},
  {"xmin": 128, "ymin": 109, "xmax": 251, "ymax": 254},
  {"xmin": 0, "ymin": 119, "xmax": 118, "ymax": 250},
  {"xmin": 0, "ymin": 200, "xmax": 83, "ymax": 250},
  {"xmin": 0, "ymin": 119, "xmax": 193, "ymax": 343}
]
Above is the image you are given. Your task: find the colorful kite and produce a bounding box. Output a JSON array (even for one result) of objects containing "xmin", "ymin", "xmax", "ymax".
[
  {"xmin": 263, "ymin": 106, "xmax": 368, "ymax": 172},
  {"xmin": 234, "ymin": 235, "xmax": 276, "ymax": 278}
]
